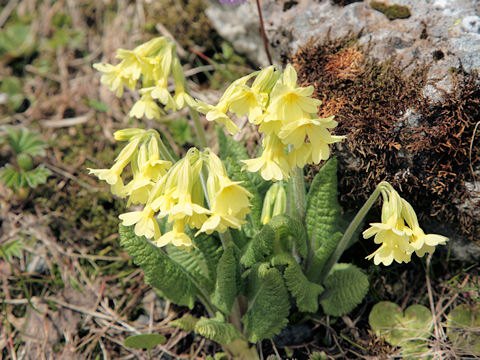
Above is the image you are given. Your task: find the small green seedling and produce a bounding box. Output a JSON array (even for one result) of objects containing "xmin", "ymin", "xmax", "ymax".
[
  {"xmin": 447, "ymin": 304, "xmax": 480, "ymax": 356},
  {"xmin": 0, "ymin": 127, "xmax": 51, "ymax": 197},
  {"xmin": 369, "ymin": 301, "xmax": 433, "ymax": 359}
]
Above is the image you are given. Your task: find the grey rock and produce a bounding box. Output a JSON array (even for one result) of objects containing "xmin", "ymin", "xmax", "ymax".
[{"xmin": 206, "ymin": 0, "xmax": 480, "ymax": 97}]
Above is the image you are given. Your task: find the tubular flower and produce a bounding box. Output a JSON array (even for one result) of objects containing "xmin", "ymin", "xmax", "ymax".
[
  {"xmin": 93, "ymin": 36, "xmax": 193, "ymax": 119},
  {"xmin": 363, "ymin": 188, "xmax": 414, "ymax": 265},
  {"xmin": 198, "ymin": 151, "xmax": 252, "ymax": 234},
  {"xmin": 242, "ymin": 135, "xmax": 291, "ymax": 181},
  {"xmin": 363, "ymin": 185, "xmax": 448, "ymax": 265},
  {"xmin": 88, "ymin": 136, "xmax": 141, "ymax": 187},
  {"xmin": 130, "ymin": 88, "xmax": 164, "ymax": 120},
  {"xmin": 266, "ymin": 64, "xmax": 321, "ymax": 122},
  {"xmin": 119, "ymin": 205, "xmax": 161, "ymax": 240},
  {"xmin": 400, "ymin": 199, "xmax": 448, "ymax": 257},
  {"xmin": 195, "ymin": 63, "xmax": 343, "ymax": 181},
  {"xmin": 155, "ymin": 218, "xmax": 193, "ymax": 248}
]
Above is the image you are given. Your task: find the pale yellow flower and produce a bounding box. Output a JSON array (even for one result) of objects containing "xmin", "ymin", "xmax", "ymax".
[
  {"xmin": 401, "ymin": 199, "xmax": 448, "ymax": 257},
  {"xmin": 119, "ymin": 205, "xmax": 161, "ymax": 240},
  {"xmin": 88, "ymin": 137, "xmax": 141, "ymax": 185},
  {"xmin": 129, "ymin": 88, "xmax": 163, "ymax": 120},
  {"xmin": 266, "ymin": 64, "xmax": 321, "ymax": 122},
  {"xmin": 154, "ymin": 218, "xmax": 192, "ymax": 248},
  {"xmin": 93, "ymin": 63, "xmax": 135, "ymax": 97},
  {"xmin": 242, "ymin": 135, "xmax": 291, "ymax": 181},
  {"xmin": 363, "ymin": 189, "xmax": 414, "ymax": 266}
]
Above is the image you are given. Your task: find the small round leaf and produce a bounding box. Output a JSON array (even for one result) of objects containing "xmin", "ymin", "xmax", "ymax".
[{"xmin": 123, "ymin": 333, "xmax": 166, "ymax": 350}]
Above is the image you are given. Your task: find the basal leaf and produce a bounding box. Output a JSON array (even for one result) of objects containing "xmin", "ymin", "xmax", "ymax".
[
  {"xmin": 212, "ymin": 242, "xmax": 242, "ymax": 314},
  {"xmin": 320, "ymin": 263, "xmax": 369, "ymax": 317},
  {"xmin": 195, "ymin": 313, "xmax": 242, "ymax": 345},
  {"xmin": 271, "ymin": 253, "xmax": 324, "ymax": 313},
  {"xmin": 119, "ymin": 225, "xmax": 198, "ymax": 309},
  {"xmin": 242, "ymin": 264, "xmax": 290, "ymax": 342}
]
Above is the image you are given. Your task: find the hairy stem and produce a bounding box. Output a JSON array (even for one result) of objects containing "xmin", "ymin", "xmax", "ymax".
[
  {"xmin": 189, "ymin": 106, "xmax": 208, "ymax": 149},
  {"xmin": 318, "ymin": 181, "xmax": 389, "ymax": 284},
  {"xmin": 292, "ymin": 166, "xmax": 306, "ymax": 223}
]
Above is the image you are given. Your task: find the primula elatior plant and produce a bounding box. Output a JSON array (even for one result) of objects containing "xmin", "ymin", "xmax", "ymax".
[{"xmin": 89, "ymin": 37, "xmax": 448, "ymax": 358}]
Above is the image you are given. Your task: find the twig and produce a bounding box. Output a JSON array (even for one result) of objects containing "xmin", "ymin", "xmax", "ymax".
[
  {"xmin": 0, "ymin": 0, "xmax": 19, "ymax": 28},
  {"xmin": 426, "ymin": 254, "xmax": 441, "ymax": 352},
  {"xmin": 468, "ymin": 121, "xmax": 480, "ymax": 191},
  {"xmin": 255, "ymin": 0, "xmax": 273, "ymax": 65},
  {"xmin": 40, "ymin": 112, "xmax": 92, "ymax": 128},
  {"xmin": 270, "ymin": 339, "xmax": 282, "ymax": 359}
]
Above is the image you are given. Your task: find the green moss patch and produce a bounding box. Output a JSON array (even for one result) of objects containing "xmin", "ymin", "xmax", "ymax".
[{"xmin": 370, "ymin": 1, "xmax": 411, "ymax": 20}]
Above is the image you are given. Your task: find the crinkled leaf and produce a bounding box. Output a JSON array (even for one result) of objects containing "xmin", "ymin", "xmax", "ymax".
[
  {"xmin": 306, "ymin": 232, "xmax": 342, "ymax": 283},
  {"xmin": 212, "ymin": 242, "xmax": 242, "ymax": 314},
  {"xmin": 170, "ymin": 314, "xmax": 199, "ymax": 332},
  {"xmin": 119, "ymin": 225, "xmax": 198, "ymax": 308},
  {"xmin": 271, "ymin": 253, "xmax": 324, "ymax": 313},
  {"xmin": 242, "ymin": 264, "xmax": 290, "ymax": 342},
  {"xmin": 320, "ymin": 263, "xmax": 369, "ymax": 316},
  {"xmin": 195, "ymin": 313, "xmax": 242, "ymax": 345},
  {"xmin": 241, "ymin": 215, "xmax": 307, "ymax": 267},
  {"xmin": 305, "ymin": 158, "xmax": 344, "ymax": 283}
]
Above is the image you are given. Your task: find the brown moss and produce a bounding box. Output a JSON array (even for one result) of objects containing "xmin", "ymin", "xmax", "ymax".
[{"xmin": 292, "ymin": 36, "xmax": 480, "ymax": 242}]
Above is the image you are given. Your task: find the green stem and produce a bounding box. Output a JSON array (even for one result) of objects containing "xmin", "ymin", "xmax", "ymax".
[
  {"xmin": 318, "ymin": 181, "xmax": 389, "ymax": 284},
  {"xmin": 189, "ymin": 106, "xmax": 208, "ymax": 149},
  {"xmin": 292, "ymin": 166, "xmax": 306, "ymax": 223}
]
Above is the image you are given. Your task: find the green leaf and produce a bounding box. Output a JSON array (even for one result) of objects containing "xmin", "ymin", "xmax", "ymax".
[
  {"xmin": 0, "ymin": 165, "xmax": 21, "ymax": 190},
  {"xmin": 87, "ymin": 99, "xmax": 109, "ymax": 113},
  {"xmin": 242, "ymin": 264, "xmax": 290, "ymax": 342},
  {"xmin": 23, "ymin": 165, "xmax": 51, "ymax": 188},
  {"xmin": 0, "ymin": 22, "xmax": 35, "ymax": 57},
  {"xmin": 170, "ymin": 314, "xmax": 199, "ymax": 332},
  {"xmin": 306, "ymin": 232, "xmax": 342, "ymax": 283},
  {"xmin": 271, "ymin": 253, "xmax": 324, "ymax": 313},
  {"xmin": 217, "ymin": 126, "xmax": 248, "ymax": 162},
  {"xmin": 119, "ymin": 225, "xmax": 198, "ymax": 309},
  {"xmin": 305, "ymin": 158, "xmax": 343, "ymax": 282},
  {"xmin": 0, "ymin": 240, "xmax": 25, "ymax": 261},
  {"xmin": 446, "ymin": 304, "xmax": 480, "ymax": 355},
  {"xmin": 167, "ymin": 245, "xmax": 214, "ymax": 294},
  {"xmin": 6, "ymin": 127, "xmax": 48, "ymax": 156},
  {"xmin": 369, "ymin": 301, "xmax": 433, "ymax": 347},
  {"xmin": 0, "ymin": 77, "xmax": 25, "ymax": 110},
  {"xmin": 166, "ymin": 230, "xmax": 221, "ymax": 294},
  {"xmin": 212, "ymin": 242, "xmax": 242, "ymax": 314},
  {"xmin": 320, "ymin": 263, "xmax": 369, "ymax": 316},
  {"xmin": 195, "ymin": 313, "xmax": 242, "ymax": 345},
  {"xmin": 124, "ymin": 334, "xmax": 166, "ymax": 350},
  {"xmin": 241, "ymin": 215, "xmax": 307, "ymax": 267}
]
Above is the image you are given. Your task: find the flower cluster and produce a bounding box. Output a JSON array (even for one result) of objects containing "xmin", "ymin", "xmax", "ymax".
[
  {"xmin": 363, "ymin": 184, "xmax": 448, "ymax": 266},
  {"xmin": 195, "ymin": 64, "xmax": 345, "ymax": 181},
  {"xmin": 93, "ymin": 37, "xmax": 194, "ymax": 119},
  {"xmin": 89, "ymin": 130, "xmax": 252, "ymax": 248}
]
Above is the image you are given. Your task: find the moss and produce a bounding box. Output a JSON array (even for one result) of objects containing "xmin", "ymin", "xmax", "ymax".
[
  {"xmin": 292, "ymin": 36, "xmax": 480, "ymax": 242},
  {"xmin": 370, "ymin": 1, "xmax": 411, "ymax": 20}
]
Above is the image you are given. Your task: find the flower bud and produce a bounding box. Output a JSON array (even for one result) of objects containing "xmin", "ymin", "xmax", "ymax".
[{"xmin": 261, "ymin": 182, "xmax": 287, "ymax": 224}]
